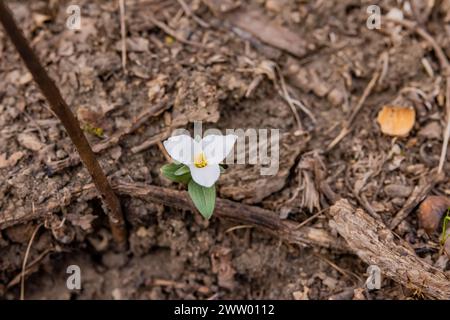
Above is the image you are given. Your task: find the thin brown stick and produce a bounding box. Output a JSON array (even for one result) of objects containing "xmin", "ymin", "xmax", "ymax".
[
  {"xmin": 119, "ymin": 0, "xmax": 127, "ymax": 72},
  {"xmin": 20, "ymin": 223, "xmax": 42, "ymax": 300},
  {"xmin": 8, "ymin": 248, "xmax": 54, "ymax": 289},
  {"xmin": 131, "ymin": 129, "xmax": 171, "ymax": 153},
  {"xmin": 440, "ymin": 79, "xmax": 450, "ymax": 174},
  {"xmin": 0, "ymin": 1, "xmax": 127, "ymax": 247},
  {"xmin": 390, "ymin": 170, "xmax": 445, "ymax": 229},
  {"xmin": 116, "ymin": 181, "xmax": 348, "ymax": 251}
]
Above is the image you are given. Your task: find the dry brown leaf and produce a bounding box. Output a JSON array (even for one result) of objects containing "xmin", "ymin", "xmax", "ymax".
[
  {"xmin": 377, "ymin": 105, "xmax": 416, "ymax": 137},
  {"xmin": 17, "ymin": 133, "xmax": 44, "ymax": 151},
  {"xmin": 418, "ymin": 196, "xmax": 450, "ymax": 234}
]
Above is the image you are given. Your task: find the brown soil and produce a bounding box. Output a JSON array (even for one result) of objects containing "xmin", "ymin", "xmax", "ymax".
[{"xmin": 0, "ymin": 0, "xmax": 449, "ymax": 300}]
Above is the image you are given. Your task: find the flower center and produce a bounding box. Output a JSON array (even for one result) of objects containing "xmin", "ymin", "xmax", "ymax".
[{"xmin": 194, "ymin": 152, "xmax": 208, "ymax": 168}]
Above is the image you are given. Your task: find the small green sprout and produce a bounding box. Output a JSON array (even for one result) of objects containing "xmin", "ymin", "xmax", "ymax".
[{"xmin": 440, "ymin": 207, "xmax": 450, "ymax": 246}]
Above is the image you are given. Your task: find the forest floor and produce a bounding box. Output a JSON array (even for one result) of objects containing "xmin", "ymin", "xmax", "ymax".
[{"xmin": 0, "ymin": 0, "xmax": 449, "ymax": 299}]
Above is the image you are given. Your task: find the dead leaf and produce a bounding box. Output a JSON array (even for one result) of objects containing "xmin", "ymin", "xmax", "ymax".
[
  {"xmin": 377, "ymin": 105, "xmax": 416, "ymax": 137},
  {"xmin": 17, "ymin": 132, "xmax": 44, "ymax": 151},
  {"xmin": 0, "ymin": 151, "xmax": 24, "ymax": 168}
]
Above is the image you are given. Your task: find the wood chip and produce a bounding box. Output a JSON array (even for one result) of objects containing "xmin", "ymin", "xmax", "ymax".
[{"xmin": 225, "ymin": 7, "xmax": 310, "ymax": 58}]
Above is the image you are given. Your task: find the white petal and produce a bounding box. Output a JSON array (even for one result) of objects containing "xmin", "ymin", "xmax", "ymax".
[
  {"xmin": 189, "ymin": 164, "xmax": 220, "ymax": 187},
  {"xmin": 202, "ymin": 134, "xmax": 238, "ymax": 164},
  {"xmin": 163, "ymin": 135, "xmax": 195, "ymax": 164}
]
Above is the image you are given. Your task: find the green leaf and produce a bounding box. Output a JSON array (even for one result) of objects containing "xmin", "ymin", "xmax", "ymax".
[
  {"xmin": 174, "ymin": 165, "xmax": 190, "ymax": 176},
  {"xmin": 161, "ymin": 163, "xmax": 191, "ymax": 184},
  {"xmin": 188, "ymin": 180, "xmax": 216, "ymax": 219}
]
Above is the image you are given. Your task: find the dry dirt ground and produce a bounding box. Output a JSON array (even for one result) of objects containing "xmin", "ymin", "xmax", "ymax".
[{"xmin": 0, "ymin": 0, "xmax": 449, "ymax": 299}]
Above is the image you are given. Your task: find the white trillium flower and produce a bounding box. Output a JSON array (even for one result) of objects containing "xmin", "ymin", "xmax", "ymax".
[{"xmin": 163, "ymin": 134, "xmax": 238, "ymax": 187}]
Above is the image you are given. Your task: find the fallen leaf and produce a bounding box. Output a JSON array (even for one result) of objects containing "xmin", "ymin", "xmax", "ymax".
[
  {"xmin": 377, "ymin": 105, "xmax": 416, "ymax": 137},
  {"xmin": 4, "ymin": 151, "xmax": 25, "ymax": 168},
  {"xmin": 17, "ymin": 133, "xmax": 44, "ymax": 151}
]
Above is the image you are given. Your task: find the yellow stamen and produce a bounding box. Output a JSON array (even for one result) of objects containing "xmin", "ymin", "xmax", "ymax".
[{"xmin": 194, "ymin": 152, "xmax": 208, "ymax": 168}]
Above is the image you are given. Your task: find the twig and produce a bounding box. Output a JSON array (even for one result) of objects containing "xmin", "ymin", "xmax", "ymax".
[
  {"xmin": 225, "ymin": 224, "xmax": 254, "ymax": 233},
  {"xmin": 276, "ymin": 63, "xmax": 316, "ymax": 128},
  {"xmin": 131, "ymin": 129, "xmax": 171, "ymax": 153},
  {"xmin": 312, "ymin": 252, "xmax": 362, "ymax": 283},
  {"xmin": 119, "ymin": 0, "xmax": 127, "ymax": 72},
  {"xmin": 20, "ymin": 223, "xmax": 42, "ymax": 300},
  {"xmin": 295, "ymin": 207, "xmax": 328, "ymax": 230},
  {"xmin": 8, "ymin": 247, "xmax": 54, "ymax": 289},
  {"xmin": 176, "ymin": 0, "xmax": 210, "ymax": 28},
  {"xmin": 440, "ymin": 80, "xmax": 450, "ymax": 174},
  {"xmin": 331, "ymin": 199, "xmax": 450, "ymax": 299},
  {"xmin": 390, "ymin": 170, "xmax": 445, "ymax": 229},
  {"xmin": 116, "ymin": 181, "xmax": 348, "ymax": 251},
  {"xmin": 0, "ymin": 181, "xmax": 349, "ymax": 252},
  {"xmin": 0, "ymin": 1, "xmax": 127, "ymax": 248}
]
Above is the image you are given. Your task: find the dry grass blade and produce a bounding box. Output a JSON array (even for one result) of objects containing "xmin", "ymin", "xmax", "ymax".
[{"xmin": 20, "ymin": 223, "xmax": 42, "ymax": 300}]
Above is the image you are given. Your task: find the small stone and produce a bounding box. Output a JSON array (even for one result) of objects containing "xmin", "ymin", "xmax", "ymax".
[
  {"xmin": 384, "ymin": 184, "xmax": 412, "ymax": 198},
  {"xmin": 327, "ymin": 88, "xmax": 345, "ymax": 107}
]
